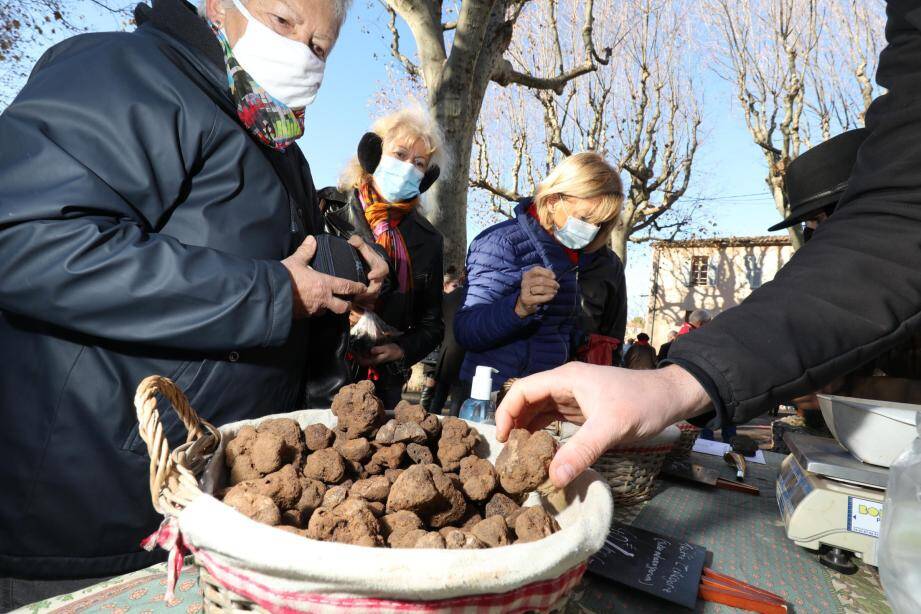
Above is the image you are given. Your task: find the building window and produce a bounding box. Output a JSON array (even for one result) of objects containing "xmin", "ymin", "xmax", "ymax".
[{"xmin": 690, "ymin": 255, "xmax": 709, "ymax": 287}]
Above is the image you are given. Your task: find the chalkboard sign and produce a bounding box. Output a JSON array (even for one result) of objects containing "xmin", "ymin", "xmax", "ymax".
[{"xmin": 587, "ymin": 521, "xmax": 708, "ymax": 609}]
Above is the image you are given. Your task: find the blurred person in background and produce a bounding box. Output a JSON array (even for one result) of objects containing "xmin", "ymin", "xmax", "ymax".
[
  {"xmin": 420, "ymin": 266, "xmax": 464, "ymax": 411},
  {"xmin": 678, "ymin": 309, "xmax": 710, "ymax": 336},
  {"xmin": 657, "ymin": 330, "xmax": 679, "ymax": 363},
  {"xmin": 624, "ymin": 332, "xmax": 657, "ymax": 370}
]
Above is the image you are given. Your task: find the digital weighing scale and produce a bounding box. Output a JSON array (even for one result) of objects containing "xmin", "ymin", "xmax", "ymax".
[{"xmin": 776, "ymin": 432, "xmax": 887, "ymax": 573}]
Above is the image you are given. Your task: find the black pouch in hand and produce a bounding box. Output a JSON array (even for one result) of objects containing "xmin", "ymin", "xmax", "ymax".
[{"xmin": 310, "ymin": 235, "xmax": 369, "ymax": 296}]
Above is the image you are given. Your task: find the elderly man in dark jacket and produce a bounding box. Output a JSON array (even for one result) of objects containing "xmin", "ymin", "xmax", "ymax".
[
  {"xmin": 496, "ymin": 0, "xmax": 921, "ymax": 492},
  {"xmin": 0, "ymin": 0, "xmax": 386, "ymax": 601}
]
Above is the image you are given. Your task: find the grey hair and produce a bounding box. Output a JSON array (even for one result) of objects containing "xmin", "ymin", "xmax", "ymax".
[
  {"xmin": 688, "ymin": 309, "xmax": 711, "ymax": 326},
  {"xmin": 197, "ymin": 0, "xmax": 353, "ymax": 28}
]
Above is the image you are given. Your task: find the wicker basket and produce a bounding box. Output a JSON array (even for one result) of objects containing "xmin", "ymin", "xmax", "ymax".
[
  {"xmin": 666, "ymin": 422, "xmax": 702, "ymax": 462},
  {"xmin": 134, "ymin": 376, "xmax": 610, "ymax": 614},
  {"xmin": 592, "ymin": 425, "xmax": 681, "ymax": 506}
]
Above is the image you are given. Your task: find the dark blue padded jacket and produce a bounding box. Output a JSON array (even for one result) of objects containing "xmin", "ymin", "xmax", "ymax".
[{"xmin": 455, "ymin": 199, "xmax": 581, "ymax": 386}]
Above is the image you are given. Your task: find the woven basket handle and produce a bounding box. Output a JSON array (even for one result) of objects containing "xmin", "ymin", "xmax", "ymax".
[{"xmin": 134, "ymin": 375, "xmax": 220, "ymax": 516}]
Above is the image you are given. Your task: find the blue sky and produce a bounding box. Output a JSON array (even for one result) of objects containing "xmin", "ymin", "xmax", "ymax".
[{"xmin": 5, "ymin": 0, "xmax": 786, "ymax": 320}]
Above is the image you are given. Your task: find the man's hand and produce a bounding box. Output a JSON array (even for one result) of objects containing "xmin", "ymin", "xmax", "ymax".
[
  {"xmin": 348, "ymin": 235, "xmax": 389, "ymax": 308},
  {"xmin": 281, "ymin": 236, "xmax": 368, "ymax": 318},
  {"xmin": 515, "ymin": 266, "xmax": 559, "ymax": 317},
  {"xmin": 496, "ymin": 363, "xmax": 711, "ymax": 488},
  {"xmin": 359, "ymin": 342, "xmax": 404, "ymax": 366}
]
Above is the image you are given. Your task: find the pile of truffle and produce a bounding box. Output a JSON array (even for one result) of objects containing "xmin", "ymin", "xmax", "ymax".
[{"xmin": 219, "ymin": 380, "xmax": 561, "ymax": 549}]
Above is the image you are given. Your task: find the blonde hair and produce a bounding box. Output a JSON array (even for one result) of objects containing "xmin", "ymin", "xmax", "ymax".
[
  {"xmin": 339, "ymin": 107, "xmax": 445, "ymax": 191},
  {"xmin": 533, "ymin": 152, "xmax": 624, "ymax": 227}
]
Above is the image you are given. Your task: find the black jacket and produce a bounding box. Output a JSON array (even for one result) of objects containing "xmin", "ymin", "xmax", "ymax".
[
  {"xmin": 0, "ymin": 0, "xmax": 328, "ymax": 578},
  {"xmin": 577, "ymin": 248, "xmax": 628, "ymax": 364},
  {"xmin": 667, "ymin": 0, "xmax": 921, "ymax": 427},
  {"xmin": 321, "ymin": 188, "xmax": 445, "ymax": 369},
  {"xmin": 624, "ymin": 344, "xmax": 658, "ymax": 370}
]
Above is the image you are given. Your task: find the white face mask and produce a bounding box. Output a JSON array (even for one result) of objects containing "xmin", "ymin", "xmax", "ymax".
[
  {"xmin": 229, "ymin": 0, "xmax": 326, "ymax": 109},
  {"xmin": 555, "ymin": 215, "xmax": 600, "ymax": 250}
]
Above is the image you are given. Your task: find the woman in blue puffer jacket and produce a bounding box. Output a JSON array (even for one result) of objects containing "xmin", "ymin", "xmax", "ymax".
[{"xmin": 455, "ymin": 152, "xmax": 624, "ymax": 392}]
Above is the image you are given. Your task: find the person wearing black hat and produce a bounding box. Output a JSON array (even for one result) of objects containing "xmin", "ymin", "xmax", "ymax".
[
  {"xmin": 490, "ymin": 0, "xmax": 921, "ymax": 501},
  {"xmin": 768, "ymin": 129, "xmax": 869, "ymax": 240}
]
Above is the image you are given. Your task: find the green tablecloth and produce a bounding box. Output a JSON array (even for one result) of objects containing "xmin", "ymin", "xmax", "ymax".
[{"xmin": 19, "ymin": 452, "xmax": 890, "ymax": 614}]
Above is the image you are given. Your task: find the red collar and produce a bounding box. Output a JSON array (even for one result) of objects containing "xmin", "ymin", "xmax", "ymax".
[{"xmin": 527, "ymin": 204, "xmax": 579, "ymax": 265}]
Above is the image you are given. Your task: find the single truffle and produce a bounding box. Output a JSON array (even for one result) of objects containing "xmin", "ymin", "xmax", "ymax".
[
  {"xmin": 250, "ymin": 431, "xmax": 286, "ymax": 475},
  {"xmin": 495, "ymin": 429, "xmax": 558, "ymax": 495},
  {"xmin": 406, "ymin": 443, "xmax": 434, "ymax": 466},
  {"xmin": 419, "ymin": 414, "xmax": 442, "ymax": 441},
  {"xmin": 441, "ymin": 528, "xmax": 484, "ymax": 549},
  {"xmin": 223, "ymin": 487, "xmax": 281, "ymax": 526},
  {"xmin": 386, "ymin": 465, "xmax": 441, "ymax": 516},
  {"xmin": 224, "ymin": 426, "xmax": 262, "ymax": 484},
  {"xmin": 414, "ymin": 532, "xmax": 447, "ymax": 549},
  {"xmin": 427, "ymin": 466, "xmax": 467, "ymax": 529},
  {"xmin": 470, "ymin": 515, "xmax": 511, "ymax": 548},
  {"xmin": 380, "ymin": 510, "xmax": 424, "ymax": 538},
  {"xmin": 436, "ymin": 418, "xmax": 480, "ymax": 471},
  {"xmin": 225, "ymin": 426, "xmax": 258, "ymax": 465},
  {"xmin": 258, "ymin": 418, "xmax": 307, "ymax": 465},
  {"xmin": 484, "ymin": 492, "xmax": 521, "ymax": 522},
  {"xmin": 389, "ymin": 528, "xmax": 429, "ymax": 549},
  {"xmin": 333, "ymin": 499, "xmax": 384, "ymax": 547},
  {"xmin": 335, "ymin": 437, "xmax": 372, "ymax": 463},
  {"xmin": 365, "ymin": 443, "xmax": 406, "ymax": 475},
  {"xmin": 321, "ymin": 482, "xmax": 352, "ymax": 509},
  {"xmin": 331, "ymin": 381, "xmax": 385, "ymax": 438},
  {"xmin": 514, "ymin": 506, "xmax": 561, "ymax": 543},
  {"xmin": 375, "ymin": 419, "xmax": 428, "ymax": 445},
  {"xmin": 459, "ymin": 456, "xmax": 498, "ymax": 501},
  {"xmin": 306, "ymin": 500, "xmax": 383, "ymax": 547},
  {"xmin": 242, "ymin": 464, "xmax": 302, "ymax": 510},
  {"xmin": 350, "ymin": 476, "xmax": 391, "ymax": 502},
  {"xmin": 304, "ymin": 448, "xmax": 348, "ymax": 484},
  {"xmin": 394, "ymin": 401, "xmax": 427, "ymax": 424},
  {"xmin": 304, "ymin": 423, "xmax": 335, "ymax": 451}
]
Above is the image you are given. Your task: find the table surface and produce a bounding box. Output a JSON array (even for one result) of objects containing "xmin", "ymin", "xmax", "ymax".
[{"xmin": 20, "ymin": 451, "xmax": 891, "ymax": 614}]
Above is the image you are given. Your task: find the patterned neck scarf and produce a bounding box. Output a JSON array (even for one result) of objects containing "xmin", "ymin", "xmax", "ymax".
[
  {"xmin": 358, "ymin": 181, "xmax": 417, "ymax": 293},
  {"xmin": 211, "ymin": 24, "xmax": 305, "ymax": 151}
]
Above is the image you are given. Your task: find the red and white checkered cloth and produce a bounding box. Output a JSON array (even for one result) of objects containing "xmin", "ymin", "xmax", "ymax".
[{"xmin": 194, "ymin": 545, "xmax": 586, "ymax": 614}]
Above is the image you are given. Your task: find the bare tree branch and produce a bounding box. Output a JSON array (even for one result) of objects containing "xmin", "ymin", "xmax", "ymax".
[{"xmin": 383, "ymin": 3, "xmax": 421, "ymax": 79}]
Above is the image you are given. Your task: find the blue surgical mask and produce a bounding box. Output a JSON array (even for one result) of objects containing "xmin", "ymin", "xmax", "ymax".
[
  {"xmin": 555, "ymin": 216, "xmax": 600, "ymax": 250},
  {"xmin": 373, "ymin": 155, "xmax": 424, "ymax": 202}
]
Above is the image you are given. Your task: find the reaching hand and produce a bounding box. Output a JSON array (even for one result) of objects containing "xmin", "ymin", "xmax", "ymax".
[
  {"xmin": 281, "ymin": 236, "xmax": 369, "ymax": 318},
  {"xmin": 515, "ymin": 266, "xmax": 559, "ymax": 317},
  {"xmin": 359, "ymin": 342, "xmax": 405, "ymax": 366},
  {"xmin": 496, "ymin": 363, "xmax": 711, "ymax": 488},
  {"xmin": 348, "ymin": 235, "xmax": 389, "ymax": 308}
]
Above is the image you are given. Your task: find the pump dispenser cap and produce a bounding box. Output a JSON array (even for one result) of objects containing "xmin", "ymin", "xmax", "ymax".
[{"xmin": 471, "ymin": 366, "xmax": 497, "ymax": 401}]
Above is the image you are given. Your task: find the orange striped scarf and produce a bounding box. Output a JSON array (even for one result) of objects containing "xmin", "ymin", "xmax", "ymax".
[{"xmin": 359, "ymin": 181, "xmax": 417, "ymax": 292}]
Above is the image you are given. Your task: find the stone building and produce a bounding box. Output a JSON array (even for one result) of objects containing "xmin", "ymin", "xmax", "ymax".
[{"xmin": 645, "ymin": 236, "xmax": 794, "ymax": 347}]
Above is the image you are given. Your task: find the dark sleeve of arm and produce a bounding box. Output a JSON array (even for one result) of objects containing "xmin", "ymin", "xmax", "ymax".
[
  {"xmin": 454, "ymin": 233, "xmax": 538, "ymax": 352},
  {"xmin": 396, "ymin": 239, "xmax": 445, "ymax": 366},
  {"xmin": 609, "ymin": 254, "xmax": 628, "ymax": 345},
  {"xmin": 0, "ymin": 44, "xmax": 291, "ymax": 351},
  {"xmin": 665, "ymin": 4, "xmax": 921, "ymax": 425}
]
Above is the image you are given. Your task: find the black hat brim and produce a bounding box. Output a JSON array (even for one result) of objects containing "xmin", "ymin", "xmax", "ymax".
[{"xmin": 767, "ymin": 192, "xmax": 842, "ymax": 232}]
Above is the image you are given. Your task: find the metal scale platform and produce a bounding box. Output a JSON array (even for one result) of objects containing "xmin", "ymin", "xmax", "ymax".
[{"xmin": 776, "ymin": 432, "xmax": 887, "ymax": 572}]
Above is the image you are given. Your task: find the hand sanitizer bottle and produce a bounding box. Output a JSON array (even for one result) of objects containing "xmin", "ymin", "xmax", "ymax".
[{"xmin": 459, "ymin": 366, "xmax": 497, "ymax": 424}]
